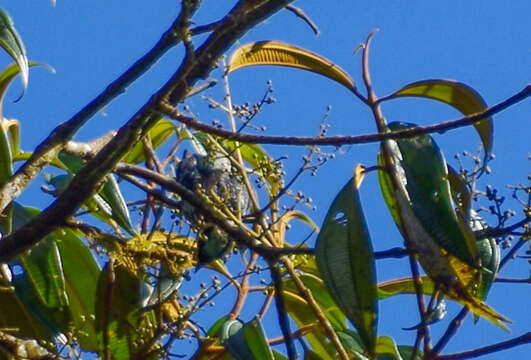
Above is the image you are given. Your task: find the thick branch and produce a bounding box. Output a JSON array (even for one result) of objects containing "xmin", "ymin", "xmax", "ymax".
[
  {"xmin": 0, "ymin": 0, "xmax": 295, "ymax": 263},
  {"xmin": 159, "ymin": 84, "xmax": 531, "ymax": 146},
  {"xmin": 0, "ymin": 3, "xmax": 196, "ymax": 213}
]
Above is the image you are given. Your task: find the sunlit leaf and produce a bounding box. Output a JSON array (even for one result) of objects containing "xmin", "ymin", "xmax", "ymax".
[
  {"xmin": 283, "ymin": 273, "xmax": 346, "ymax": 331},
  {"xmin": 447, "ymin": 165, "xmax": 471, "ymax": 219},
  {"xmin": 228, "ymin": 41, "xmax": 355, "ymax": 92},
  {"xmin": 315, "ymin": 165, "xmax": 378, "ymax": 356},
  {"xmin": 122, "ymin": 118, "xmax": 176, "ymax": 164},
  {"xmin": 0, "ymin": 9, "xmax": 28, "ymax": 100},
  {"xmin": 282, "ymin": 290, "xmax": 336, "ymax": 359},
  {"xmin": 375, "ymin": 336, "xmax": 403, "ymax": 360},
  {"xmin": 380, "ymin": 124, "xmax": 509, "ymax": 329},
  {"xmin": 387, "ymin": 79, "xmax": 493, "ymax": 157}
]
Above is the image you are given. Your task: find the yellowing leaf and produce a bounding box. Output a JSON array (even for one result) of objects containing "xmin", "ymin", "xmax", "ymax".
[
  {"xmin": 228, "ymin": 41, "xmax": 355, "ymax": 92},
  {"xmin": 388, "ymin": 79, "xmax": 493, "ymax": 157}
]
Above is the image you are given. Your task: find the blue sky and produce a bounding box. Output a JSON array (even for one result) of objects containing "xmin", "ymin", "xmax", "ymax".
[{"xmin": 2, "ymin": 1, "xmax": 530, "ymax": 359}]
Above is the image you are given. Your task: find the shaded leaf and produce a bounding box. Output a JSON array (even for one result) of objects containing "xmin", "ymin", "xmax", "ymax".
[
  {"xmin": 228, "ymin": 41, "xmax": 355, "ymax": 92},
  {"xmin": 54, "ymin": 227, "xmax": 101, "ymax": 351},
  {"xmin": 397, "ymin": 346, "xmax": 423, "ymax": 360},
  {"xmin": 12, "ymin": 203, "xmax": 68, "ymax": 311},
  {"xmin": 95, "ymin": 264, "xmax": 157, "ymax": 359},
  {"xmin": 387, "ymin": 79, "xmax": 493, "ymax": 157},
  {"xmin": 0, "ymin": 9, "xmax": 28, "ymax": 100},
  {"xmin": 336, "ymin": 330, "xmax": 369, "ymax": 360},
  {"xmin": 315, "ymin": 165, "xmax": 378, "ymax": 355},
  {"xmin": 447, "ymin": 165, "xmax": 472, "ymax": 219}
]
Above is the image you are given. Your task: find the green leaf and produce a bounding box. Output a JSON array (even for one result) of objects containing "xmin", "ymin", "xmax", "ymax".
[
  {"xmin": 447, "ymin": 165, "xmax": 472, "ymax": 220},
  {"xmin": 283, "ymin": 273, "xmax": 347, "ymax": 331},
  {"xmin": 98, "ymin": 174, "xmax": 137, "ymax": 236},
  {"xmin": 12, "ymin": 203, "xmax": 69, "ymax": 310},
  {"xmin": 375, "ymin": 336, "xmax": 403, "ymax": 360},
  {"xmin": 386, "ymin": 121, "xmax": 478, "ymax": 266},
  {"xmin": 380, "ymin": 124, "xmax": 509, "ymax": 328},
  {"xmin": 315, "ymin": 166, "xmax": 378, "ymax": 356},
  {"xmin": 122, "ymin": 118, "xmax": 176, "ymax": 164},
  {"xmin": 0, "ymin": 282, "xmax": 55, "ymax": 342},
  {"xmin": 95, "ymin": 264, "xmax": 157, "ymax": 359},
  {"xmin": 54, "ymin": 227, "xmax": 101, "ymax": 351},
  {"xmin": 0, "ymin": 9, "xmax": 28, "ymax": 100},
  {"xmin": 220, "ymin": 317, "xmax": 274, "ymax": 360},
  {"xmin": 377, "ymin": 277, "xmax": 435, "ymax": 300},
  {"xmin": 387, "ymin": 79, "xmax": 493, "ymax": 157},
  {"xmin": 54, "ymin": 155, "xmax": 137, "ymax": 236},
  {"xmin": 470, "ymin": 210, "xmax": 500, "ymax": 302},
  {"xmin": 228, "ymin": 41, "xmax": 355, "ymax": 92},
  {"xmin": 336, "ymin": 330, "xmax": 370, "ymax": 360},
  {"xmin": 397, "ymin": 346, "xmax": 423, "ymax": 360},
  {"xmin": 282, "ymin": 289, "xmax": 336, "ymax": 359}
]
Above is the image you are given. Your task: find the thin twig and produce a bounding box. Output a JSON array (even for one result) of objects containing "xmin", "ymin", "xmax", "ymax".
[
  {"xmin": 285, "ymin": 5, "xmax": 320, "ymax": 35},
  {"xmin": 431, "ymin": 307, "xmax": 469, "ymax": 357},
  {"xmin": 437, "ymin": 332, "xmax": 531, "ymax": 360},
  {"xmin": 270, "ymin": 262, "xmax": 298, "ymax": 360}
]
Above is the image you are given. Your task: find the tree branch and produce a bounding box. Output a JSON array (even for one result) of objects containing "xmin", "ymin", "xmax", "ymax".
[
  {"xmin": 158, "ymin": 84, "xmax": 531, "ymax": 146},
  {"xmin": 436, "ymin": 332, "xmax": 531, "ymax": 360},
  {"xmin": 0, "ymin": 1, "xmax": 198, "ymax": 213},
  {"xmin": 0, "ymin": 0, "xmax": 295, "ymax": 263}
]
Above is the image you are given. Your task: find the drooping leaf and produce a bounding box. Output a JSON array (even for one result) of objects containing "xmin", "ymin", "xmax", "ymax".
[
  {"xmin": 227, "ymin": 41, "xmax": 355, "ymax": 92},
  {"xmin": 447, "ymin": 165, "xmax": 472, "ymax": 219},
  {"xmin": 315, "ymin": 165, "xmax": 378, "ymax": 356},
  {"xmin": 0, "ymin": 9, "xmax": 28, "ymax": 100},
  {"xmin": 98, "ymin": 174, "xmax": 137, "ymax": 236},
  {"xmin": 470, "ymin": 210, "xmax": 500, "ymax": 302},
  {"xmin": 386, "ymin": 121, "xmax": 478, "ymax": 266},
  {"xmin": 122, "ymin": 118, "xmax": 176, "ymax": 164},
  {"xmin": 54, "ymin": 227, "xmax": 101, "ymax": 351},
  {"xmin": 11, "ymin": 203, "xmax": 69, "ymax": 311},
  {"xmin": 379, "ymin": 126, "xmax": 509, "ymax": 329},
  {"xmin": 387, "ymin": 79, "xmax": 493, "ymax": 157}
]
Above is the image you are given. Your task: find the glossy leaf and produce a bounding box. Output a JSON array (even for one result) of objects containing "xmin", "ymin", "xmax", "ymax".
[
  {"xmin": 315, "ymin": 166, "xmax": 378, "ymax": 356},
  {"xmin": 380, "ymin": 124, "xmax": 509, "ymax": 328},
  {"xmin": 0, "ymin": 9, "xmax": 28, "ymax": 99},
  {"xmin": 228, "ymin": 41, "xmax": 355, "ymax": 92},
  {"xmin": 387, "ymin": 79, "xmax": 493, "ymax": 157},
  {"xmin": 471, "ymin": 210, "xmax": 500, "ymax": 302},
  {"xmin": 386, "ymin": 121, "xmax": 478, "ymax": 266},
  {"xmin": 336, "ymin": 330, "xmax": 370, "ymax": 360},
  {"xmin": 122, "ymin": 118, "xmax": 176, "ymax": 163}
]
